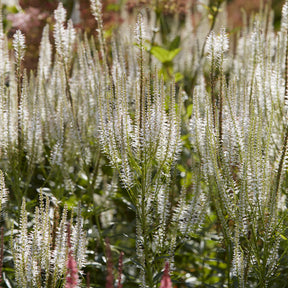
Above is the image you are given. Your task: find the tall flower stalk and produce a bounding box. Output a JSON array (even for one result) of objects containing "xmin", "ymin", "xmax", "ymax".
[
  {"xmin": 96, "ymin": 8, "xmax": 207, "ymax": 285},
  {"xmin": 13, "ymin": 30, "xmax": 25, "ymax": 153},
  {"xmin": 97, "ymin": 10, "xmax": 174, "ymax": 287}
]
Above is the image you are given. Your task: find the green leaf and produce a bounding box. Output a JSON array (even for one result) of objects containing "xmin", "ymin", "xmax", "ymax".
[
  {"xmin": 177, "ymin": 164, "xmax": 186, "ymax": 173},
  {"xmin": 106, "ymin": 3, "xmax": 120, "ymax": 11},
  {"xmin": 150, "ymin": 46, "xmax": 181, "ymax": 63},
  {"xmin": 175, "ymin": 72, "xmax": 183, "ymax": 82},
  {"xmin": 186, "ymin": 104, "xmax": 193, "ymax": 118},
  {"xmin": 64, "ymin": 195, "xmax": 78, "ymax": 209},
  {"xmin": 167, "ymin": 48, "xmax": 181, "ymax": 61},
  {"xmin": 278, "ymin": 232, "xmax": 288, "ymax": 240},
  {"xmin": 150, "ymin": 46, "xmax": 170, "ymax": 63},
  {"xmin": 6, "ymin": 5, "xmax": 19, "ymax": 13},
  {"xmin": 169, "ymin": 36, "xmax": 181, "ymax": 50}
]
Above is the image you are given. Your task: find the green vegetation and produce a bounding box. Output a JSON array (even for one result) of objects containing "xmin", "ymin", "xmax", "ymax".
[{"xmin": 0, "ymin": 0, "xmax": 288, "ymax": 287}]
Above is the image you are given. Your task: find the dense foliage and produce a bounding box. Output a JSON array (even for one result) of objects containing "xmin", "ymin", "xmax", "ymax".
[{"xmin": 1, "ymin": 0, "xmax": 288, "ymax": 287}]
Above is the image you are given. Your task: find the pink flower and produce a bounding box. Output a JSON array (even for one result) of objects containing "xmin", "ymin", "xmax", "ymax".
[
  {"xmin": 160, "ymin": 262, "xmax": 172, "ymax": 288},
  {"xmin": 117, "ymin": 251, "xmax": 124, "ymax": 288},
  {"xmin": 105, "ymin": 238, "xmax": 114, "ymax": 288},
  {"xmin": 65, "ymin": 252, "xmax": 79, "ymax": 288},
  {"xmin": 7, "ymin": 8, "xmax": 48, "ymax": 33}
]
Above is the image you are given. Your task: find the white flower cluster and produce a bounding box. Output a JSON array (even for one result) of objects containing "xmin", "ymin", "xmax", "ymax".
[
  {"xmin": 206, "ymin": 28, "xmax": 229, "ymax": 64},
  {"xmin": 281, "ymin": 1, "xmax": 288, "ymax": 32},
  {"xmin": 54, "ymin": 3, "xmax": 76, "ymax": 66},
  {"xmin": 13, "ymin": 194, "xmax": 86, "ymax": 288},
  {"xmin": 13, "ymin": 30, "xmax": 25, "ymax": 62},
  {"xmin": 135, "ymin": 13, "xmax": 146, "ymax": 45},
  {"xmin": 90, "ymin": 0, "xmax": 102, "ymax": 22},
  {"xmin": 0, "ymin": 170, "xmax": 7, "ymax": 215},
  {"xmin": 38, "ymin": 25, "xmax": 52, "ymax": 80}
]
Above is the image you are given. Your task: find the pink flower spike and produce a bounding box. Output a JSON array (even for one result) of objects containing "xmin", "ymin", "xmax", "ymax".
[
  {"xmin": 105, "ymin": 238, "xmax": 114, "ymax": 288},
  {"xmin": 160, "ymin": 262, "xmax": 173, "ymax": 288},
  {"xmin": 65, "ymin": 252, "xmax": 79, "ymax": 288},
  {"xmin": 117, "ymin": 251, "xmax": 124, "ymax": 288}
]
